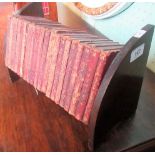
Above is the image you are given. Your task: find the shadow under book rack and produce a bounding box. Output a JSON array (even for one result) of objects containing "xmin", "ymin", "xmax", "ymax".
[{"xmin": 4, "ymin": 2, "xmax": 154, "ymax": 151}]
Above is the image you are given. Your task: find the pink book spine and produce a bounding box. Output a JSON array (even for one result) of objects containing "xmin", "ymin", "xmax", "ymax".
[
  {"xmin": 5, "ymin": 16, "xmax": 12, "ymax": 67},
  {"xmin": 69, "ymin": 46, "xmax": 90, "ymax": 116},
  {"xmin": 41, "ymin": 35, "xmax": 60, "ymax": 93},
  {"xmin": 33, "ymin": 27, "xmax": 45, "ymax": 88},
  {"xmin": 59, "ymin": 40, "xmax": 78, "ymax": 108},
  {"xmin": 37, "ymin": 30, "xmax": 51, "ymax": 90},
  {"xmin": 75, "ymin": 49, "xmax": 100, "ymax": 121},
  {"xmin": 82, "ymin": 51, "xmax": 117, "ymax": 124},
  {"xmin": 14, "ymin": 18, "xmax": 22, "ymax": 74},
  {"xmin": 28, "ymin": 26, "xmax": 40, "ymax": 84},
  {"xmin": 23, "ymin": 24, "xmax": 33, "ymax": 81},
  {"xmin": 10, "ymin": 17, "xmax": 18, "ymax": 71},
  {"xmin": 61, "ymin": 44, "xmax": 83, "ymax": 110},
  {"xmin": 54, "ymin": 38, "xmax": 72, "ymax": 104},
  {"xmin": 15, "ymin": 19, "xmax": 24, "ymax": 76},
  {"xmin": 49, "ymin": 37, "xmax": 66, "ymax": 101},
  {"xmin": 19, "ymin": 20, "xmax": 29, "ymax": 78},
  {"xmin": 26, "ymin": 25, "xmax": 36, "ymax": 82}
]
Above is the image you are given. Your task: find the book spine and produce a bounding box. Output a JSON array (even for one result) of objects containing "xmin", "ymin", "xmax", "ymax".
[
  {"xmin": 19, "ymin": 20, "xmax": 29, "ymax": 77},
  {"xmin": 23, "ymin": 24, "xmax": 34, "ymax": 81},
  {"xmin": 26, "ymin": 25, "xmax": 36, "ymax": 83},
  {"xmin": 10, "ymin": 17, "xmax": 18, "ymax": 72},
  {"xmin": 37, "ymin": 30, "xmax": 51, "ymax": 90},
  {"xmin": 54, "ymin": 38, "xmax": 72, "ymax": 104},
  {"xmin": 61, "ymin": 44, "xmax": 83, "ymax": 110},
  {"xmin": 69, "ymin": 46, "xmax": 90, "ymax": 116},
  {"xmin": 59, "ymin": 40, "xmax": 78, "ymax": 108},
  {"xmin": 5, "ymin": 16, "xmax": 12, "ymax": 67},
  {"xmin": 75, "ymin": 49, "xmax": 100, "ymax": 121},
  {"xmin": 82, "ymin": 51, "xmax": 117, "ymax": 124},
  {"xmin": 14, "ymin": 18, "xmax": 22, "ymax": 74},
  {"xmin": 33, "ymin": 27, "xmax": 45, "ymax": 88},
  {"xmin": 16, "ymin": 19, "xmax": 24, "ymax": 76},
  {"xmin": 28, "ymin": 26, "xmax": 40, "ymax": 84},
  {"xmin": 42, "ymin": 35, "xmax": 60, "ymax": 93},
  {"xmin": 49, "ymin": 38, "xmax": 66, "ymax": 100}
]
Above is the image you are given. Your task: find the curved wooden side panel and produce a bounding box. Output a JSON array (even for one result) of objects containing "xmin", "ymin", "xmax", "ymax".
[
  {"xmin": 13, "ymin": 2, "xmax": 44, "ymax": 17},
  {"xmin": 88, "ymin": 24, "xmax": 154, "ymax": 150}
]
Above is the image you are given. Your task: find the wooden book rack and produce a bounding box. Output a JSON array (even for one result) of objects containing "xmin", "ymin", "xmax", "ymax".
[{"xmin": 4, "ymin": 2, "xmax": 154, "ymax": 151}]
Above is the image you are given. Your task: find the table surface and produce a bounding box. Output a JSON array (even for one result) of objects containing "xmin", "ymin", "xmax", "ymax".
[{"xmin": 57, "ymin": 3, "xmax": 155, "ymax": 152}]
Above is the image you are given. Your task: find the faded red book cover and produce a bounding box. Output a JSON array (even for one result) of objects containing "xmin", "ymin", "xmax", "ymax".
[
  {"xmin": 49, "ymin": 37, "xmax": 66, "ymax": 101},
  {"xmin": 75, "ymin": 48, "xmax": 100, "ymax": 121},
  {"xmin": 9, "ymin": 17, "xmax": 18, "ymax": 71},
  {"xmin": 59, "ymin": 40, "xmax": 79, "ymax": 108},
  {"xmin": 26, "ymin": 24, "xmax": 36, "ymax": 82},
  {"xmin": 19, "ymin": 20, "xmax": 30, "ymax": 78},
  {"xmin": 15, "ymin": 18, "xmax": 24, "ymax": 75},
  {"xmin": 69, "ymin": 45, "xmax": 90, "ymax": 116},
  {"xmin": 5, "ymin": 16, "xmax": 12, "ymax": 67},
  {"xmin": 82, "ymin": 51, "xmax": 117, "ymax": 124},
  {"xmin": 54, "ymin": 38, "xmax": 72, "ymax": 104},
  {"xmin": 23, "ymin": 24, "xmax": 35, "ymax": 82},
  {"xmin": 36, "ymin": 29, "xmax": 51, "ymax": 90},
  {"xmin": 42, "ymin": 34, "xmax": 60, "ymax": 94},
  {"xmin": 33, "ymin": 27, "xmax": 45, "ymax": 88},
  {"xmin": 62, "ymin": 44, "xmax": 83, "ymax": 110},
  {"xmin": 14, "ymin": 18, "xmax": 22, "ymax": 74}
]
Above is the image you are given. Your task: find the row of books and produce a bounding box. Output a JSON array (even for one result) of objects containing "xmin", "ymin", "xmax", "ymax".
[{"xmin": 5, "ymin": 15, "xmax": 122, "ymax": 124}]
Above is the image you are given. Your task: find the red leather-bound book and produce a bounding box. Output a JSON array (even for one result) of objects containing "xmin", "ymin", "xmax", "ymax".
[
  {"xmin": 14, "ymin": 18, "xmax": 22, "ymax": 74},
  {"xmin": 54, "ymin": 38, "xmax": 73, "ymax": 104},
  {"xmin": 47, "ymin": 37, "xmax": 65, "ymax": 99},
  {"xmin": 10, "ymin": 17, "xmax": 18, "ymax": 71},
  {"xmin": 5, "ymin": 16, "xmax": 12, "ymax": 67},
  {"xmin": 19, "ymin": 20, "xmax": 30, "ymax": 78},
  {"xmin": 82, "ymin": 51, "xmax": 117, "ymax": 124},
  {"xmin": 15, "ymin": 18, "xmax": 24, "ymax": 75},
  {"xmin": 33, "ymin": 27, "xmax": 45, "ymax": 88},
  {"xmin": 23, "ymin": 24, "xmax": 35, "ymax": 82},
  {"xmin": 75, "ymin": 48, "xmax": 100, "ymax": 121},
  {"xmin": 41, "ymin": 34, "xmax": 60, "ymax": 93},
  {"xmin": 49, "ymin": 38, "xmax": 72, "ymax": 101},
  {"xmin": 60, "ymin": 40, "xmax": 79, "ymax": 108},
  {"xmin": 61, "ymin": 43, "xmax": 83, "ymax": 110},
  {"xmin": 36, "ymin": 29, "xmax": 51, "ymax": 90},
  {"xmin": 69, "ymin": 45, "xmax": 90, "ymax": 116}
]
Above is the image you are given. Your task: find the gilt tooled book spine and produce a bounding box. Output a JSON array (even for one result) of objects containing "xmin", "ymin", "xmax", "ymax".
[
  {"xmin": 23, "ymin": 24, "xmax": 35, "ymax": 82},
  {"xmin": 54, "ymin": 38, "xmax": 72, "ymax": 104},
  {"xmin": 5, "ymin": 16, "xmax": 12, "ymax": 67},
  {"xmin": 69, "ymin": 46, "xmax": 90, "ymax": 116},
  {"xmin": 14, "ymin": 18, "xmax": 22, "ymax": 74},
  {"xmin": 19, "ymin": 20, "xmax": 29, "ymax": 77},
  {"xmin": 33, "ymin": 27, "xmax": 45, "ymax": 88},
  {"xmin": 59, "ymin": 40, "xmax": 78, "ymax": 108},
  {"xmin": 82, "ymin": 51, "xmax": 117, "ymax": 124},
  {"xmin": 26, "ymin": 24, "xmax": 36, "ymax": 83},
  {"xmin": 42, "ymin": 35, "xmax": 60, "ymax": 94},
  {"xmin": 49, "ymin": 37, "xmax": 66, "ymax": 101},
  {"xmin": 36, "ymin": 30, "xmax": 51, "ymax": 90},
  {"xmin": 10, "ymin": 17, "xmax": 18, "ymax": 72},
  {"xmin": 61, "ymin": 44, "xmax": 83, "ymax": 110},
  {"xmin": 75, "ymin": 49, "xmax": 100, "ymax": 121},
  {"xmin": 16, "ymin": 19, "xmax": 24, "ymax": 75},
  {"xmin": 28, "ymin": 26, "xmax": 41, "ymax": 85}
]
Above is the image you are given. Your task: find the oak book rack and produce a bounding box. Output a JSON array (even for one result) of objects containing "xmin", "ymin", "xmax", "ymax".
[{"xmin": 4, "ymin": 2, "xmax": 154, "ymax": 151}]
